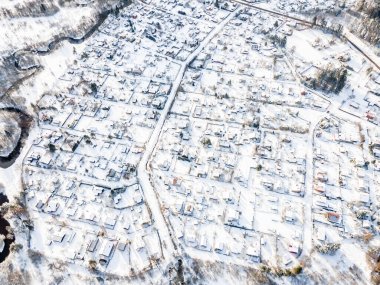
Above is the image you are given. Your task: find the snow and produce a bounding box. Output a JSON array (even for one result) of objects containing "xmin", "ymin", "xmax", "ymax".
[{"xmin": 1, "ymin": 0, "xmax": 380, "ymax": 284}]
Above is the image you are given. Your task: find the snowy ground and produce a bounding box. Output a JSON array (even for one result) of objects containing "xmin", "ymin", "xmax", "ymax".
[{"xmin": 0, "ymin": 0, "xmax": 379, "ymax": 284}]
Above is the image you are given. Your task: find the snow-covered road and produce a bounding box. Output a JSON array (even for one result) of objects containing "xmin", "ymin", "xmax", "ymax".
[
  {"xmin": 301, "ymin": 112, "xmax": 325, "ymax": 257},
  {"xmin": 137, "ymin": 7, "xmax": 241, "ymax": 260}
]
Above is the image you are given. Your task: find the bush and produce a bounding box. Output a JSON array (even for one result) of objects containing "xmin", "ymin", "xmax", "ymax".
[
  {"xmin": 88, "ymin": 259, "xmax": 97, "ymax": 270},
  {"xmin": 259, "ymin": 264, "xmax": 303, "ymax": 276},
  {"xmin": 200, "ymin": 137, "xmax": 212, "ymax": 148},
  {"xmin": 315, "ymin": 243, "xmax": 341, "ymax": 255},
  {"xmin": 291, "ymin": 264, "xmax": 303, "ymax": 275},
  {"xmin": 28, "ymin": 249, "xmax": 43, "ymax": 265},
  {"xmin": 363, "ymin": 232, "xmax": 374, "ymax": 243},
  {"xmin": 10, "ymin": 243, "xmax": 23, "ymax": 252},
  {"xmin": 259, "ymin": 264, "xmax": 271, "ymax": 273},
  {"xmin": 356, "ymin": 209, "xmax": 369, "ymax": 219}
]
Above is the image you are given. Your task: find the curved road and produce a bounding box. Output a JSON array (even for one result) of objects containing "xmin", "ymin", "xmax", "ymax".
[{"xmin": 137, "ymin": 8, "xmax": 241, "ymax": 260}]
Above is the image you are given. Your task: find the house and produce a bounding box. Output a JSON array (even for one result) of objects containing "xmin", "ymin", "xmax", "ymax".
[
  {"xmin": 316, "ymin": 171, "xmax": 328, "ymax": 182},
  {"xmin": 198, "ymin": 234, "xmax": 211, "ymax": 252},
  {"xmin": 314, "ymin": 182, "xmax": 325, "ymax": 193},
  {"xmin": 39, "ymin": 152, "xmax": 53, "ymax": 167},
  {"xmin": 61, "ymin": 135, "xmax": 81, "ymax": 152},
  {"xmin": 87, "ymin": 238, "xmax": 99, "ymax": 252},
  {"xmin": 288, "ymin": 241, "xmax": 300, "ymax": 256},
  {"xmin": 183, "ymin": 202, "xmax": 194, "ymax": 216},
  {"xmin": 263, "ymin": 181, "xmax": 274, "ymax": 191},
  {"xmin": 45, "ymin": 201, "xmax": 59, "ymax": 213},
  {"xmin": 316, "ymin": 227, "xmax": 326, "ymax": 241},
  {"xmin": 359, "ymin": 193, "xmax": 370, "ymax": 204},
  {"xmin": 82, "ymin": 210, "xmax": 96, "ymax": 222},
  {"xmin": 222, "ymin": 190, "xmax": 235, "ymax": 204},
  {"xmin": 251, "ymin": 42, "xmax": 260, "ymax": 50},
  {"xmin": 225, "ymin": 208, "xmax": 240, "ymax": 224},
  {"xmin": 117, "ymin": 242, "xmax": 126, "ymax": 251},
  {"xmin": 363, "ymin": 220, "xmax": 372, "ymax": 229},
  {"xmin": 151, "ymin": 97, "xmax": 166, "ymax": 109},
  {"xmin": 284, "ymin": 208, "xmax": 296, "ymax": 223},
  {"xmin": 327, "ymin": 212, "xmax": 341, "ymax": 224},
  {"xmin": 349, "ymin": 101, "xmax": 359, "ymax": 109},
  {"xmin": 98, "ymin": 240, "xmax": 115, "ymax": 265},
  {"xmin": 194, "ymin": 165, "xmax": 208, "ymax": 178},
  {"xmin": 140, "ymin": 208, "xmax": 151, "ymax": 227},
  {"xmin": 246, "ymin": 243, "xmax": 261, "ymax": 262},
  {"xmin": 35, "ymin": 200, "xmax": 44, "ymax": 210},
  {"xmin": 133, "ymin": 191, "xmax": 143, "ymax": 204},
  {"xmin": 366, "ymin": 111, "xmax": 376, "ymax": 121},
  {"xmin": 373, "ymin": 148, "xmax": 380, "ymax": 158},
  {"xmin": 52, "ymin": 231, "xmax": 66, "ymax": 243},
  {"xmin": 219, "ymin": 140, "xmax": 230, "ymax": 149},
  {"xmin": 185, "ymin": 229, "xmax": 197, "ymax": 246},
  {"xmin": 214, "ymin": 240, "xmax": 229, "ymax": 255},
  {"xmin": 104, "ymin": 215, "xmax": 117, "ymax": 229}
]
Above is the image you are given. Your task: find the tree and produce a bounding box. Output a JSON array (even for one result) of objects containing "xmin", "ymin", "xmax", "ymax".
[
  {"xmin": 334, "ymin": 67, "xmax": 347, "ymax": 93},
  {"xmin": 90, "ymin": 83, "xmax": 97, "ymax": 94},
  {"xmin": 269, "ymin": 34, "xmax": 287, "ymax": 48},
  {"xmin": 48, "ymin": 143, "xmax": 56, "ymax": 152},
  {"xmin": 312, "ymin": 16, "xmax": 317, "ymax": 26},
  {"xmin": 308, "ymin": 64, "xmax": 348, "ymax": 94},
  {"xmin": 200, "ymin": 137, "xmax": 212, "ymax": 147},
  {"xmin": 318, "ymin": 17, "xmax": 327, "ymax": 29}
]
